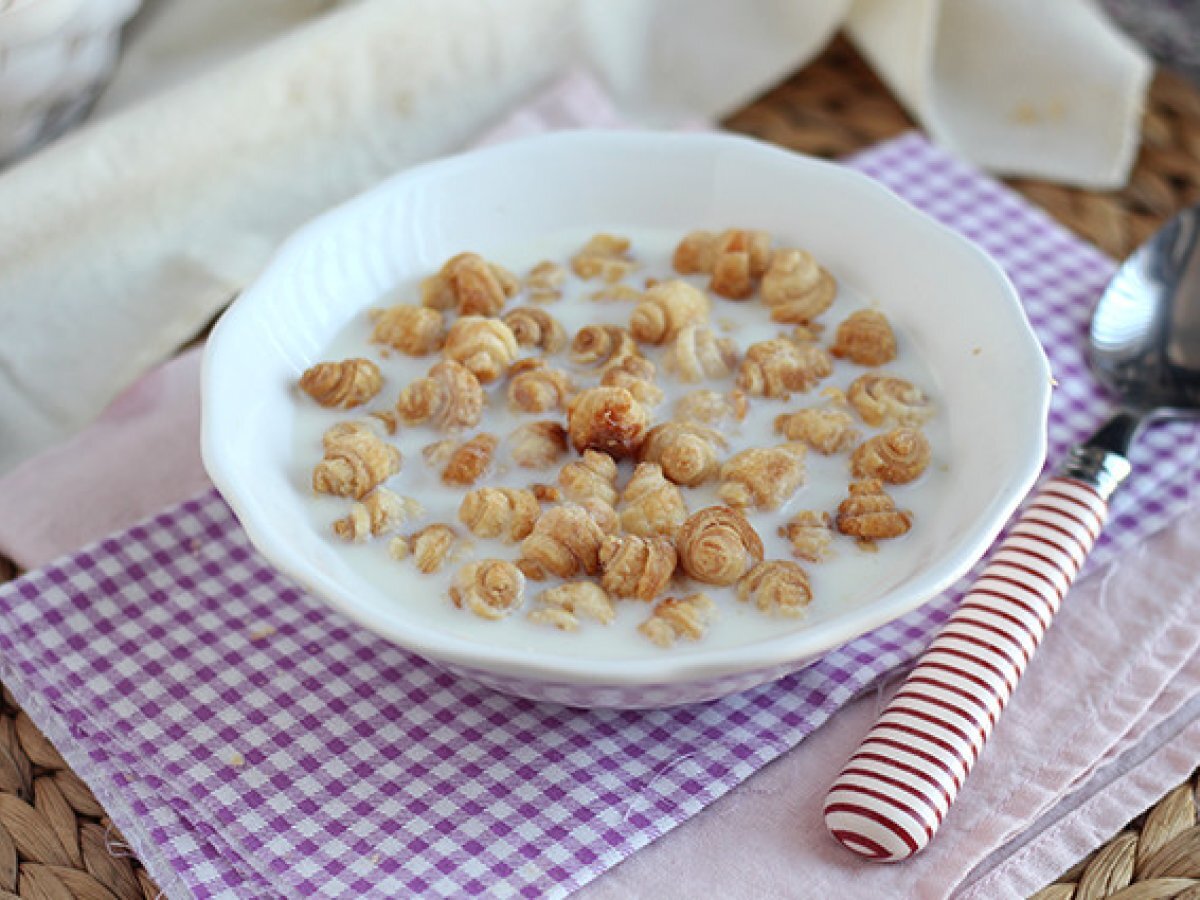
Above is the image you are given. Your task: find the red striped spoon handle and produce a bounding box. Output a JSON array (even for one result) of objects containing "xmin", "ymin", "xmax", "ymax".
[{"xmin": 824, "ymin": 472, "xmax": 1118, "ymax": 862}]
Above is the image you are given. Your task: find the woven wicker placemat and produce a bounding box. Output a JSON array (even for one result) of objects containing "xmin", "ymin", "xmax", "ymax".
[{"xmin": 0, "ymin": 33, "xmax": 1198, "ymax": 900}]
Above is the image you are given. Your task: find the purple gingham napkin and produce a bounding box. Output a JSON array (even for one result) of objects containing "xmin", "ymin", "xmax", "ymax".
[{"xmin": 0, "ymin": 133, "xmax": 1196, "ymax": 899}]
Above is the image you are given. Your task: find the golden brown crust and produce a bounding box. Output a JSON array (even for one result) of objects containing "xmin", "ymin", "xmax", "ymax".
[
  {"xmin": 599, "ymin": 534, "xmax": 678, "ymax": 601},
  {"xmin": 558, "ymin": 450, "xmax": 620, "ymax": 507},
  {"xmin": 421, "ymin": 252, "xmax": 519, "ymax": 316},
  {"xmin": 509, "ymin": 421, "xmax": 569, "ymax": 469},
  {"xmin": 408, "ymin": 523, "xmax": 458, "ymax": 573},
  {"xmin": 299, "ymin": 358, "xmax": 383, "ymax": 409},
  {"xmin": 717, "ymin": 443, "xmax": 807, "ymax": 510},
  {"xmin": 450, "ymin": 559, "xmax": 525, "ymax": 620},
  {"xmin": 518, "ymin": 503, "xmax": 611, "ymax": 579},
  {"xmin": 507, "ymin": 360, "xmax": 573, "ymax": 413},
  {"xmin": 458, "ymin": 487, "xmax": 539, "ymax": 541},
  {"xmin": 442, "ymin": 316, "xmax": 519, "ymax": 384},
  {"xmin": 369, "ymin": 305, "xmax": 445, "ymax": 355},
  {"xmin": 664, "ymin": 325, "xmax": 740, "ymax": 383},
  {"xmin": 675, "ymin": 506, "xmax": 764, "ymax": 585},
  {"xmin": 396, "ymin": 360, "xmax": 484, "ymax": 430},
  {"xmin": 846, "ymin": 373, "xmax": 934, "ymax": 428},
  {"xmin": 736, "ymin": 338, "xmax": 833, "ymax": 398},
  {"xmin": 760, "ymin": 249, "xmax": 837, "ymax": 323},
  {"xmin": 638, "ymin": 593, "xmax": 717, "ymax": 647},
  {"xmin": 673, "ymin": 229, "xmax": 772, "ymax": 299},
  {"xmin": 525, "ymin": 260, "xmax": 566, "ymax": 303},
  {"xmin": 629, "ymin": 280, "xmax": 710, "ymax": 345},
  {"xmin": 638, "ymin": 422, "xmax": 726, "ymax": 487},
  {"xmin": 566, "ymin": 386, "xmax": 649, "ymax": 459},
  {"xmin": 835, "ymin": 478, "xmax": 913, "ymax": 540},
  {"xmin": 528, "ymin": 582, "xmax": 615, "ymax": 630},
  {"xmin": 773, "ymin": 408, "xmax": 860, "ymax": 454},
  {"xmin": 441, "ymin": 433, "xmax": 499, "ymax": 487},
  {"xmin": 737, "ymin": 560, "xmax": 813, "ymax": 618},
  {"xmin": 672, "ymin": 230, "xmax": 718, "ymax": 275},
  {"xmin": 830, "ymin": 310, "xmax": 897, "ymax": 366},
  {"xmin": 502, "ymin": 307, "xmax": 567, "ymax": 353},
  {"xmin": 619, "ymin": 462, "xmax": 689, "ymax": 539},
  {"xmin": 571, "ymin": 233, "xmax": 635, "ymax": 282},
  {"xmin": 780, "ymin": 510, "xmax": 833, "ymax": 563},
  {"xmin": 674, "ymin": 389, "xmax": 748, "ymax": 425},
  {"xmin": 331, "ymin": 488, "xmax": 412, "ymax": 542},
  {"xmin": 599, "ymin": 354, "xmax": 664, "ymax": 407},
  {"xmin": 569, "ymin": 324, "xmax": 639, "ymax": 369},
  {"xmin": 313, "ymin": 423, "xmax": 401, "ymax": 499},
  {"xmin": 851, "ymin": 427, "xmax": 931, "ymax": 484}
]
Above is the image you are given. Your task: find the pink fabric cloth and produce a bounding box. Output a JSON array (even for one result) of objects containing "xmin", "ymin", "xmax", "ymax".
[{"xmin": 1, "ymin": 75, "xmax": 1196, "ymax": 897}]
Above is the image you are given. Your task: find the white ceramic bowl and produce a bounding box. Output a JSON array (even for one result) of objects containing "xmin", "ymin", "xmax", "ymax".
[{"xmin": 202, "ymin": 130, "xmax": 1050, "ymax": 708}]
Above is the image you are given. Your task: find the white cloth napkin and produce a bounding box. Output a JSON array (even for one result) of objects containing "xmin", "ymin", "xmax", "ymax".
[{"xmin": 0, "ymin": 0, "xmax": 1149, "ymax": 474}]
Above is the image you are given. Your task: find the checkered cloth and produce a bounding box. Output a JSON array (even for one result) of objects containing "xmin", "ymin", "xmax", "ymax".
[{"xmin": 0, "ymin": 134, "xmax": 1195, "ymax": 899}]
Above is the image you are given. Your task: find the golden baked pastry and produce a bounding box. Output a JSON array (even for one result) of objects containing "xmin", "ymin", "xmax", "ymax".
[
  {"xmin": 638, "ymin": 593, "xmax": 717, "ymax": 647},
  {"xmin": 846, "ymin": 373, "xmax": 934, "ymax": 427},
  {"xmin": 450, "ymin": 559, "xmax": 525, "ymax": 620},
  {"xmin": 674, "ymin": 389, "xmax": 748, "ymax": 425},
  {"xmin": 780, "ymin": 510, "xmax": 833, "ymax": 563},
  {"xmin": 458, "ymin": 487, "xmax": 540, "ymax": 542},
  {"xmin": 629, "ymin": 280, "xmax": 710, "ymax": 345},
  {"xmin": 673, "ymin": 229, "xmax": 772, "ymax": 299},
  {"xmin": 530, "ymin": 483, "xmax": 562, "ymax": 503},
  {"xmin": 441, "ymin": 433, "xmax": 498, "ymax": 487},
  {"xmin": 408, "ymin": 523, "xmax": 458, "ymax": 574},
  {"xmin": 638, "ymin": 421, "xmax": 726, "ymax": 487},
  {"xmin": 675, "ymin": 506, "xmax": 764, "ymax": 585},
  {"xmin": 502, "ymin": 307, "xmax": 567, "ymax": 353},
  {"xmin": 567, "ymin": 386, "xmax": 649, "ymax": 458},
  {"xmin": 442, "ymin": 316, "xmax": 519, "ymax": 384},
  {"xmin": 717, "ymin": 443, "xmax": 807, "ymax": 510},
  {"xmin": 571, "ymin": 233, "xmax": 635, "ymax": 282},
  {"xmin": 830, "ymin": 310, "xmax": 897, "ymax": 366},
  {"xmin": 773, "ymin": 408, "xmax": 860, "ymax": 455},
  {"xmin": 663, "ymin": 325, "xmax": 739, "ymax": 383},
  {"xmin": 528, "ymin": 581, "xmax": 615, "ymax": 631},
  {"xmin": 760, "ymin": 249, "xmax": 837, "ymax": 324},
  {"xmin": 569, "ymin": 324, "xmax": 639, "ymax": 369},
  {"xmin": 421, "ymin": 252, "xmax": 519, "ymax": 316},
  {"xmin": 737, "ymin": 560, "xmax": 813, "ymax": 618},
  {"xmin": 313, "ymin": 423, "xmax": 401, "ymax": 499},
  {"xmin": 518, "ymin": 502, "xmax": 613, "ymax": 579},
  {"xmin": 320, "ymin": 418, "xmax": 384, "ymax": 452},
  {"xmin": 836, "ymin": 478, "xmax": 913, "ymax": 540},
  {"xmin": 299, "ymin": 358, "xmax": 383, "ymax": 409},
  {"xmin": 331, "ymin": 488, "xmax": 414, "ymax": 542},
  {"xmin": 396, "ymin": 360, "xmax": 485, "ymax": 430},
  {"xmin": 508, "ymin": 421, "xmax": 569, "ymax": 469},
  {"xmin": 369, "ymin": 305, "xmax": 444, "ymax": 355},
  {"xmin": 507, "ymin": 359, "xmax": 573, "ymax": 414},
  {"xmin": 599, "ymin": 354, "xmax": 664, "ymax": 407},
  {"xmin": 851, "ymin": 427, "xmax": 931, "ymax": 484},
  {"xmin": 525, "ymin": 260, "xmax": 566, "ymax": 303},
  {"xmin": 558, "ymin": 449, "xmax": 620, "ymax": 507},
  {"xmin": 619, "ymin": 462, "xmax": 688, "ymax": 539},
  {"xmin": 599, "ymin": 534, "xmax": 678, "ymax": 601},
  {"xmin": 581, "ymin": 497, "xmax": 620, "ymax": 537},
  {"xmin": 736, "ymin": 338, "xmax": 833, "ymax": 398},
  {"xmin": 421, "ymin": 437, "xmax": 459, "ymax": 469}
]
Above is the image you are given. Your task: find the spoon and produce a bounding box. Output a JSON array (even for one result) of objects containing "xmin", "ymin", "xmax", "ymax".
[{"xmin": 824, "ymin": 205, "xmax": 1200, "ymax": 861}]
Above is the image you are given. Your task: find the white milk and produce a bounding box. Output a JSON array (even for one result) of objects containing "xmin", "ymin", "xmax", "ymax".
[{"xmin": 289, "ymin": 228, "xmax": 950, "ymax": 661}]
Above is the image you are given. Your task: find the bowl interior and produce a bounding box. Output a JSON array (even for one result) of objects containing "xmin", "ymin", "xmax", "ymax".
[{"xmin": 203, "ymin": 131, "xmax": 1050, "ymax": 684}]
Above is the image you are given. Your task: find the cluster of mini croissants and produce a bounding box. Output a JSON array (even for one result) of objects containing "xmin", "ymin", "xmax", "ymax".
[{"xmin": 298, "ymin": 230, "xmax": 936, "ymax": 648}]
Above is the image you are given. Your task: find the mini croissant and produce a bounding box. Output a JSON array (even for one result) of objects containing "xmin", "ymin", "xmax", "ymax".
[
  {"xmin": 599, "ymin": 354, "xmax": 664, "ymax": 407},
  {"xmin": 847, "ymin": 373, "xmax": 934, "ymax": 428},
  {"xmin": 528, "ymin": 581, "xmax": 615, "ymax": 631},
  {"xmin": 619, "ymin": 462, "xmax": 688, "ymax": 539},
  {"xmin": 570, "ymin": 324, "xmax": 639, "ymax": 369},
  {"xmin": 450, "ymin": 559, "xmax": 525, "ymax": 620},
  {"xmin": 629, "ymin": 280, "xmax": 710, "ymax": 345},
  {"xmin": 571, "ymin": 233, "xmax": 635, "ymax": 282},
  {"xmin": 299, "ymin": 358, "xmax": 383, "ymax": 409},
  {"xmin": 442, "ymin": 316, "xmax": 519, "ymax": 384},
  {"xmin": 773, "ymin": 408, "xmax": 860, "ymax": 455},
  {"xmin": 518, "ymin": 503, "xmax": 614, "ymax": 579},
  {"xmin": 559, "ymin": 449, "xmax": 620, "ymax": 507},
  {"xmin": 737, "ymin": 560, "xmax": 813, "ymax": 618},
  {"xmin": 369, "ymin": 305, "xmax": 444, "ymax": 355},
  {"xmin": 851, "ymin": 427, "xmax": 931, "ymax": 484},
  {"xmin": 331, "ymin": 488, "xmax": 411, "ymax": 542},
  {"xmin": 407, "ymin": 523, "xmax": 458, "ymax": 574},
  {"xmin": 638, "ymin": 421, "xmax": 726, "ymax": 487},
  {"xmin": 509, "ymin": 421, "xmax": 569, "ymax": 469},
  {"xmin": 441, "ymin": 433, "xmax": 498, "ymax": 487},
  {"xmin": 421, "ymin": 252, "xmax": 519, "ymax": 316},
  {"xmin": 717, "ymin": 443, "xmax": 807, "ymax": 510},
  {"xmin": 673, "ymin": 229, "xmax": 772, "ymax": 299},
  {"xmin": 567, "ymin": 386, "xmax": 649, "ymax": 459},
  {"xmin": 525, "ymin": 260, "xmax": 566, "ymax": 303},
  {"xmin": 313, "ymin": 423, "xmax": 401, "ymax": 499},
  {"xmin": 737, "ymin": 338, "xmax": 833, "ymax": 398},
  {"xmin": 675, "ymin": 506, "xmax": 764, "ymax": 586},
  {"xmin": 830, "ymin": 309, "xmax": 897, "ymax": 366},
  {"xmin": 638, "ymin": 593, "xmax": 717, "ymax": 647},
  {"xmin": 663, "ymin": 325, "xmax": 739, "ymax": 383},
  {"xmin": 599, "ymin": 534, "xmax": 678, "ymax": 602},
  {"xmin": 458, "ymin": 487, "xmax": 540, "ymax": 541},
  {"xmin": 836, "ymin": 478, "xmax": 913, "ymax": 540},
  {"xmin": 760, "ymin": 249, "xmax": 837, "ymax": 324},
  {"xmin": 780, "ymin": 510, "xmax": 833, "ymax": 563},
  {"xmin": 507, "ymin": 359, "xmax": 572, "ymax": 413},
  {"xmin": 396, "ymin": 360, "xmax": 484, "ymax": 430},
  {"xmin": 502, "ymin": 307, "xmax": 567, "ymax": 353}
]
